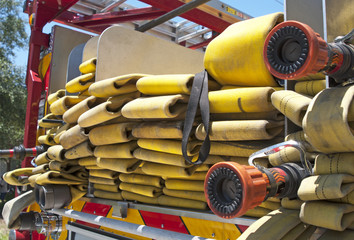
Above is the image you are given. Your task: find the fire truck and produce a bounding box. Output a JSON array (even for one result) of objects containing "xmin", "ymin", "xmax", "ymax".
[{"xmin": 1, "ymin": 0, "xmax": 353, "ymax": 239}]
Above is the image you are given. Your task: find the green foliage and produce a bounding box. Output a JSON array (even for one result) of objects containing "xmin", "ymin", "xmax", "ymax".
[{"xmin": 0, "ymin": 0, "xmax": 28, "ymax": 149}]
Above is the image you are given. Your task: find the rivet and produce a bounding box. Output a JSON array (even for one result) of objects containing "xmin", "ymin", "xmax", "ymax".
[{"xmin": 161, "ymin": 224, "xmax": 164, "ymax": 228}]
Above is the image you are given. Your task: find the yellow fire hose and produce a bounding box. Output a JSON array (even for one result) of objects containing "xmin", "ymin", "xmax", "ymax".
[
  {"xmin": 50, "ymin": 96, "xmax": 86, "ymax": 116},
  {"xmin": 47, "ymin": 89, "xmax": 65, "ymax": 105},
  {"xmin": 119, "ymin": 173, "xmax": 164, "ymax": 188},
  {"xmin": 96, "ymin": 158, "xmax": 142, "ymax": 173},
  {"xmin": 64, "ymin": 141, "xmax": 94, "ymax": 159},
  {"xmin": 119, "ymin": 182, "xmax": 162, "ymax": 198},
  {"xmin": 94, "ymin": 141, "xmax": 137, "ymax": 158},
  {"xmin": 89, "ymin": 122, "xmax": 136, "ymax": 145},
  {"xmin": 59, "ymin": 124, "xmax": 89, "ymax": 149},
  {"xmin": 132, "ymin": 121, "xmax": 184, "ymax": 139},
  {"xmin": 66, "ymin": 73, "xmax": 95, "ymax": 93},
  {"xmin": 79, "ymin": 58, "xmax": 96, "ymax": 74}
]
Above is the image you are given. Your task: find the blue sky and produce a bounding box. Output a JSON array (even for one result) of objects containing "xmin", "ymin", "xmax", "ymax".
[{"xmin": 15, "ymin": 0, "xmax": 284, "ymax": 67}]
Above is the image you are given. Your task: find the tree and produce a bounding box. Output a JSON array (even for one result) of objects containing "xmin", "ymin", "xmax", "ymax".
[{"xmin": 0, "ymin": 0, "xmax": 28, "ymax": 153}]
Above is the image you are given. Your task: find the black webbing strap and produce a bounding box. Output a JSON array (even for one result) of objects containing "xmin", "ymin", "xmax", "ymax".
[{"xmin": 182, "ymin": 70, "xmax": 210, "ymax": 165}]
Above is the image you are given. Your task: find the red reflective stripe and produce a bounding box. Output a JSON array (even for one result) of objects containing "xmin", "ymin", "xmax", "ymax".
[
  {"xmin": 9, "ymin": 149, "xmax": 14, "ymax": 158},
  {"xmin": 31, "ymin": 147, "xmax": 37, "ymax": 156},
  {"xmin": 76, "ymin": 202, "xmax": 111, "ymax": 228}
]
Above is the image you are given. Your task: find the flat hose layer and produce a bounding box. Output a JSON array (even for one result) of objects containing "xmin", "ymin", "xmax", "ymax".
[
  {"xmin": 50, "ymin": 96, "xmax": 86, "ymax": 116},
  {"xmin": 281, "ymin": 198, "xmax": 304, "ymax": 210},
  {"xmin": 65, "ymin": 141, "xmax": 94, "ymax": 159},
  {"xmin": 94, "ymin": 190, "xmax": 122, "ymax": 200},
  {"xmin": 47, "ymin": 89, "xmax": 65, "ymax": 105},
  {"xmin": 59, "ymin": 125, "xmax": 89, "ymax": 149},
  {"xmin": 66, "ymin": 73, "xmax": 95, "ymax": 93},
  {"xmin": 136, "ymin": 74, "xmax": 194, "ymax": 95},
  {"xmin": 35, "ymin": 152, "xmax": 50, "ymax": 166},
  {"xmin": 314, "ymin": 153, "xmax": 354, "ymax": 175},
  {"xmin": 63, "ymin": 96, "xmax": 106, "ymax": 124},
  {"xmin": 94, "ymin": 184, "xmax": 120, "ymax": 192},
  {"xmin": 121, "ymin": 94, "xmax": 189, "ymax": 119},
  {"xmin": 35, "ymin": 171, "xmax": 87, "ymax": 185},
  {"xmin": 271, "ymin": 90, "xmax": 312, "ymax": 127},
  {"xmin": 79, "ymin": 58, "xmax": 96, "ymax": 74},
  {"xmin": 137, "ymin": 139, "xmax": 200, "ymax": 156},
  {"xmin": 209, "ymin": 88, "xmax": 276, "ymax": 113},
  {"xmin": 119, "ymin": 173, "xmax": 163, "ymax": 188},
  {"xmin": 46, "ymin": 145, "xmax": 65, "ymax": 161},
  {"xmin": 210, "ymin": 111, "xmax": 284, "ymax": 121},
  {"xmin": 238, "ymin": 208, "xmax": 301, "ymax": 240},
  {"xmin": 132, "ymin": 121, "xmax": 184, "ymax": 139},
  {"xmin": 49, "ymin": 161, "xmax": 82, "ymax": 174},
  {"xmin": 122, "ymin": 191, "xmax": 159, "ymax": 205},
  {"xmin": 78, "ymin": 157, "xmax": 98, "ymax": 166},
  {"xmin": 119, "ymin": 182, "xmax": 162, "ymax": 198},
  {"xmin": 38, "ymin": 113, "xmax": 62, "ymax": 128},
  {"xmin": 78, "ymin": 92, "xmax": 140, "ymax": 128},
  {"xmin": 298, "ymin": 174, "xmax": 354, "ymax": 201},
  {"xmin": 141, "ymin": 162, "xmax": 201, "ymax": 178},
  {"xmin": 294, "ymin": 79, "xmax": 326, "ymax": 96},
  {"xmin": 195, "ymin": 120, "xmax": 283, "ymax": 141},
  {"xmin": 88, "ymin": 74, "xmax": 147, "ymax": 97},
  {"xmin": 3, "ymin": 168, "xmax": 34, "ymax": 186},
  {"xmin": 89, "ymin": 123, "xmax": 136, "ymax": 146},
  {"xmin": 96, "ymin": 158, "xmax": 142, "ymax": 173},
  {"xmin": 204, "ymin": 12, "xmax": 283, "ymax": 86},
  {"xmin": 161, "ymin": 172, "xmax": 207, "ymax": 181},
  {"xmin": 133, "ymin": 148, "xmax": 191, "ymax": 167},
  {"xmin": 94, "ymin": 141, "xmax": 137, "ymax": 158},
  {"xmin": 165, "ymin": 179, "xmax": 204, "ymax": 192},
  {"xmin": 303, "ymin": 86, "xmax": 354, "ymax": 153},
  {"xmin": 89, "ymin": 169, "xmax": 120, "ymax": 179},
  {"xmin": 89, "ymin": 176, "xmax": 119, "ymax": 185},
  {"xmin": 300, "ymin": 201, "xmax": 354, "ymax": 231},
  {"xmin": 38, "ymin": 134, "xmax": 56, "ymax": 146},
  {"xmin": 162, "ymin": 188, "xmax": 205, "ymax": 202}
]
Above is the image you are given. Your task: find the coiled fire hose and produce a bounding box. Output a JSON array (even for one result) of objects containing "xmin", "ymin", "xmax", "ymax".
[{"xmin": 204, "ymin": 141, "xmax": 312, "ymax": 218}]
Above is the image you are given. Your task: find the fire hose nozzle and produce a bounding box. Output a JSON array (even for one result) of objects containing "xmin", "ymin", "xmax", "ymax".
[
  {"xmin": 263, "ymin": 20, "xmax": 354, "ymax": 82},
  {"xmin": 205, "ymin": 141, "xmax": 311, "ymax": 219}
]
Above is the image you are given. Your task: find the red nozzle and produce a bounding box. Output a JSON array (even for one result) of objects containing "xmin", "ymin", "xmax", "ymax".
[
  {"xmin": 263, "ymin": 20, "xmax": 329, "ymax": 80},
  {"xmin": 204, "ymin": 162, "xmax": 267, "ymax": 219}
]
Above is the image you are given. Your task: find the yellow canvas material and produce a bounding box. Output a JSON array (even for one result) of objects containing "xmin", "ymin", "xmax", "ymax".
[
  {"xmin": 47, "ymin": 89, "xmax": 65, "ymax": 105},
  {"xmin": 162, "ymin": 188, "xmax": 206, "ymax": 202},
  {"xmin": 89, "ymin": 176, "xmax": 119, "ymax": 185},
  {"xmin": 64, "ymin": 141, "xmax": 94, "ymax": 159},
  {"xmin": 204, "ymin": 12, "xmax": 283, "ymax": 86},
  {"xmin": 66, "ymin": 73, "xmax": 95, "ymax": 93},
  {"xmin": 203, "ymin": 155, "xmax": 249, "ymax": 165},
  {"xmin": 88, "ymin": 74, "xmax": 147, "ymax": 97},
  {"xmin": 330, "ymin": 191, "xmax": 354, "ymax": 205},
  {"xmin": 209, "ymin": 140, "xmax": 276, "ymax": 157},
  {"xmin": 244, "ymin": 206, "xmax": 272, "ymax": 218},
  {"xmin": 268, "ymin": 147, "xmax": 302, "ymax": 166},
  {"xmin": 93, "ymin": 190, "xmax": 122, "ymax": 200},
  {"xmin": 121, "ymin": 94, "xmax": 189, "ymax": 119},
  {"xmin": 133, "ymin": 148, "xmax": 191, "ymax": 167},
  {"xmin": 119, "ymin": 182, "xmax": 162, "ymax": 198},
  {"xmin": 59, "ymin": 125, "xmax": 89, "ymax": 149},
  {"xmin": 63, "ymin": 96, "xmax": 106, "ymax": 124},
  {"xmin": 316, "ymin": 229, "xmax": 354, "ymax": 240},
  {"xmin": 96, "ymin": 158, "xmax": 142, "ymax": 173},
  {"xmin": 259, "ymin": 200, "xmax": 282, "ymax": 210},
  {"xmin": 79, "ymin": 58, "xmax": 96, "ymax": 74},
  {"xmin": 53, "ymin": 123, "xmax": 71, "ymax": 144},
  {"xmin": 294, "ymin": 79, "xmax": 326, "ymax": 96},
  {"xmin": 298, "ymin": 174, "xmax": 354, "ymax": 201},
  {"xmin": 3, "ymin": 168, "xmax": 34, "ymax": 186},
  {"xmin": 165, "ymin": 179, "xmax": 204, "ymax": 192},
  {"xmin": 157, "ymin": 195, "xmax": 207, "ymax": 210},
  {"xmin": 89, "ymin": 169, "xmax": 120, "ymax": 179},
  {"xmin": 47, "ymin": 145, "xmax": 66, "ymax": 161},
  {"xmin": 32, "ymin": 164, "xmax": 49, "ymax": 174},
  {"xmin": 281, "ymin": 197, "xmax": 304, "ymax": 210},
  {"xmin": 210, "ymin": 111, "xmax": 284, "ymax": 121},
  {"xmin": 34, "ymin": 152, "xmax": 51, "ymax": 166},
  {"xmin": 50, "ymin": 96, "xmax": 86, "ymax": 116},
  {"xmin": 38, "ymin": 113, "xmax": 62, "ymax": 128},
  {"xmin": 121, "ymin": 191, "xmax": 159, "ymax": 205},
  {"xmin": 78, "ymin": 92, "xmax": 140, "ymax": 127},
  {"xmin": 70, "ymin": 185, "xmax": 88, "ymax": 202},
  {"xmin": 2, "ymin": 190, "xmax": 35, "ymax": 229},
  {"xmin": 119, "ymin": 173, "xmax": 163, "ymax": 188},
  {"xmin": 209, "ymin": 88, "xmax": 276, "ymax": 113},
  {"xmin": 38, "ymin": 134, "xmax": 56, "ymax": 146},
  {"xmin": 280, "ymin": 223, "xmax": 316, "ymax": 240},
  {"xmin": 132, "ymin": 121, "xmax": 184, "ymax": 139},
  {"xmin": 78, "ymin": 157, "xmax": 97, "ymax": 166},
  {"xmin": 94, "ymin": 183, "xmax": 120, "ymax": 192},
  {"xmin": 85, "ymin": 165, "xmax": 103, "ymax": 170},
  {"xmin": 141, "ymin": 162, "xmax": 197, "ymax": 178},
  {"xmin": 35, "ymin": 171, "xmax": 87, "ymax": 185},
  {"xmin": 314, "ymin": 153, "xmax": 354, "ymax": 176},
  {"xmin": 94, "ymin": 141, "xmax": 137, "ymax": 158},
  {"xmin": 136, "ymin": 74, "xmax": 194, "ymax": 95},
  {"xmin": 48, "ymin": 161, "xmax": 82, "ymax": 174},
  {"xmin": 161, "ymin": 172, "xmax": 207, "ymax": 181},
  {"xmin": 89, "ymin": 122, "xmax": 136, "ymax": 146},
  {"xmin": 238, "ymin": 208, "xmax": 301, "ymax": 240},
  {"xmin": 195, "ymin": 120, "xmax": 283, "ymax": 141},
  {"xmin": 303, "ymin": 86, "xmax": 354, "ymax": 153},
  {"xmin": 137, "ymin": 139, "xmax": 200, "ymax": 156},
  {"xmin": 300, "ymin": 201, "xmax": 354, "ymax": 231},
  {"xmin": 271, "ymin": 90, "xmax": 312, "ymax": 127}
]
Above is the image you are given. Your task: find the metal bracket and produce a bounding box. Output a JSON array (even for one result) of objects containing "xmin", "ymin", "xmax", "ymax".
[{"xmin": 112, "ymin": 202, "xmax": 128, "ymax": 218}]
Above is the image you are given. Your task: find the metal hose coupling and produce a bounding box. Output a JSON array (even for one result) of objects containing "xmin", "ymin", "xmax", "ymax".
[
  {"xmin": 263, "ymin": 20, "xmax": 354, "ymax": 83},
  {"xmin": 204, "ymin": 141, "xmax": 311, "ymax": 219},
  {"xmin": 35, "ymin": 185, "xmax": 72, "ymax": 210},
  {"xmin": 0, "ymin": 145, "xmax": 47, "ymax": 160}
]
